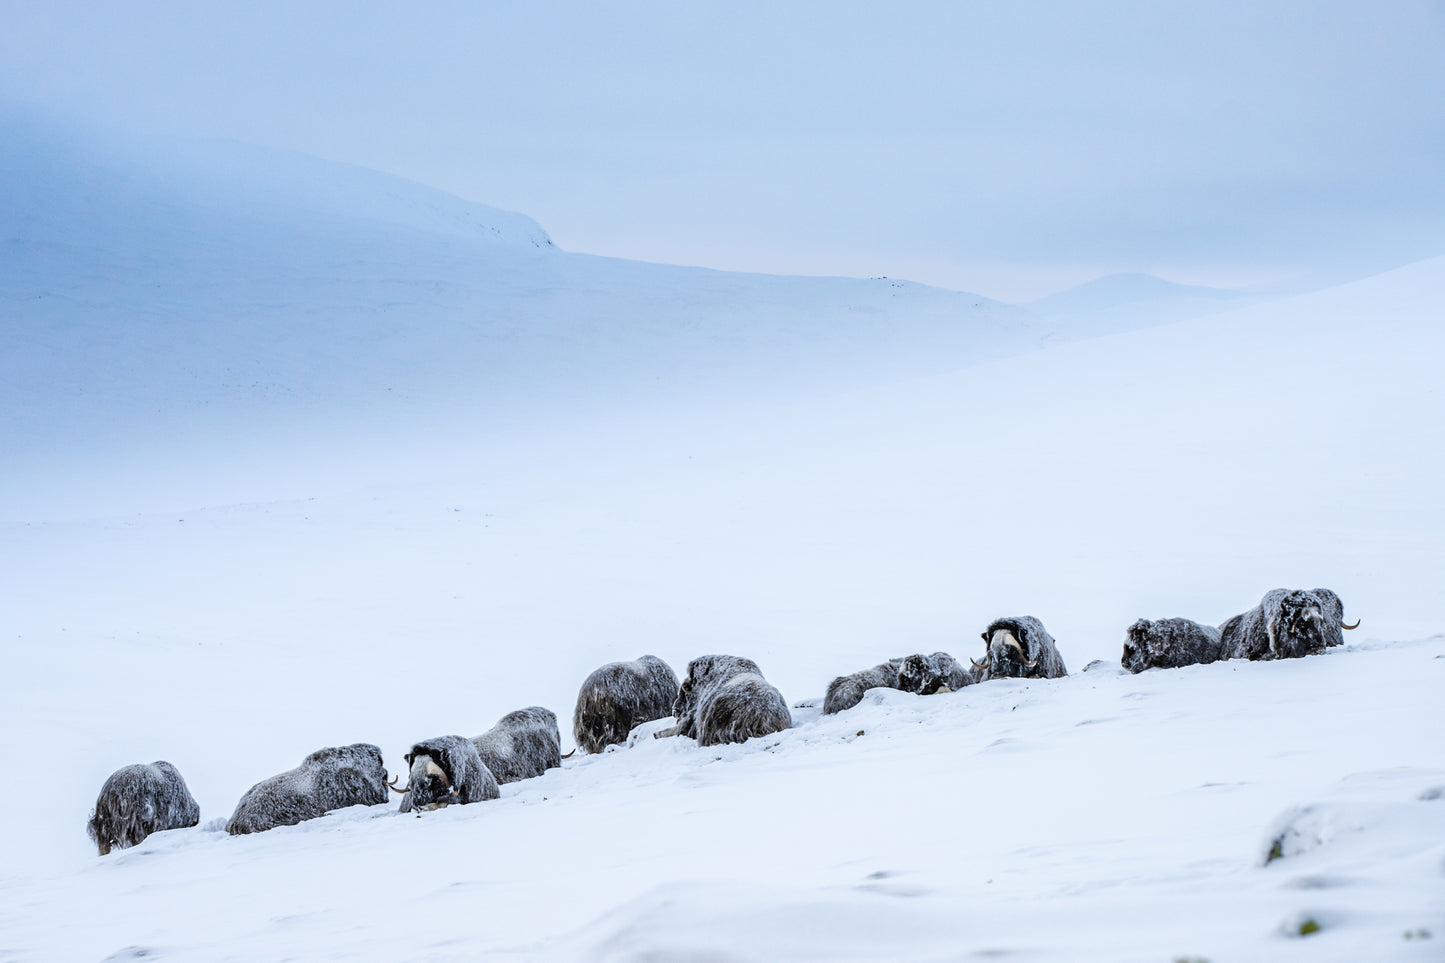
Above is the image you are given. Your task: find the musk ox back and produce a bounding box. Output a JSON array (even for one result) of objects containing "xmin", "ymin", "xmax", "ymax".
[
  {"xmin": 86, "ymin": 761, "xmax": 200, "ymax": 855},
  {"xmin": 226, "ymin": 743, "xmax": 389, "ymax": 835},
  {"xmin": 824, "ymin": 652, "xmax": 978, "ymax": 714},
  {"xmin": 573, "ymin": 655, "xmax": 680, "ymax": 753},
  {"xmin": 975, "ymin": 616, "xmax": 1067, "ymax": 680},
  {"xmin": 824, "ymin": 659, "xmax": 903, "ymax": 715},
  {"xmin": 1220, "ymin": 587, "xmax": 1358, "ymax": 661},
  {"xmin": 1122, "ymin": 618, "xmax": 1224, "ymax": 673},
  {"xmin": 673, "ymin": 654, "xmax": 791, "ymax": 747},
  {"xmin": 472, "ymin": 706, "xmax": 562, "ymax": 783},
  {"xmin": 397, "ymin": 735, "xmax": 500, "ymax": 813}
]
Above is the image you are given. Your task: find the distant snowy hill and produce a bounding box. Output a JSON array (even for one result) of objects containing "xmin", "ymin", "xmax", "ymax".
[
  {"xmin": 0, "ymin": 109, "xmax": 555, "ymax": 250},
  {"xmin": 1028, "ymin": 271, "xmax": 1248, "ymax": 316},
  {"xmin": 0, "ymin": 111, "xmax": 1036, "ymax": 465},
  {"xmin": 1023, "ymin": 271, "xmax": 1272, "ymax": 339}
]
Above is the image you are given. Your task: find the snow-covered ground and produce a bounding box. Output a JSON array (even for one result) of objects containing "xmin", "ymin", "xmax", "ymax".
[
  {"xmin": 1, "ymin": 118, "xmax": 1442, "ymax": 961},
  {"xmin": 2, "ymin": 639, "xmax": 1441, "ymax": 961}
]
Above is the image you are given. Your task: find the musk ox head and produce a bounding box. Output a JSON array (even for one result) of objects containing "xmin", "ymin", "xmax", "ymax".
[
  {"xmin": 1268, "ymin": 591, "xmax": 1334, "ymax": 659},
  {"xmin": 1121, "ymin": 620, "xmax": 1152, "ymax": 674},
  {"xmin": 395, "ymin": 735, "xmax": 499, "ymax": 813},
  {"xmin": 401, "ymin": 751, "xmax": 458, "ymax": 811},
  {"xmin": 978, "ymin": 626, "xmax": 1035, "ymax": 679},
  {"xmin": 973, "ymin": 617, "xmax": 1066, "ymax": 679},
  {"xmin": 898, "ymin": 651, "xmax": 969, "ymax": 694}
]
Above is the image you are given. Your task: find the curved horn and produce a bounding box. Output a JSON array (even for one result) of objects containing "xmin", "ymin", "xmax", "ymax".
[
  {"xmin": 388, "ymin": 777, "xmax": 409, "ymax": 795},
  {"xmin": 1341, "ymin": 619, "xmax": 1360, "ymax": 630},
  {"xmin": 970, "ymin": 657, "xmax": 987, "ymax": 670},
  {"xmin": 561, "ymin": 749, "xmax": 576, "ymax": 760}
]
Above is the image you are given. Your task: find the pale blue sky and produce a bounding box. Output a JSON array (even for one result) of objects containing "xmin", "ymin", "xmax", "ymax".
[{"xmin": 2, "ymin": 1, "xmax": 1443, "ymax": 299}]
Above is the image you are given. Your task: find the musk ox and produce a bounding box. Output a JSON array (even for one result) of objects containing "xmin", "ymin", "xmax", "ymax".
[
  {"xmin": 667, "ymin": 654, "xmax": 791, "ymax": 746},
  {"xmin": 823, "ymin": 652, "xmax": 978, "ymax": 714},
  {"xmin": 1219, "ymin": 588, "xmax": 1358, "ymax": 661},
  {"xmin": 395, "ymin": 735, "xmax": 500, "ymax": 813},
  {"xmin": 973, "ymin": 616, "xmax": 1068, "ymax": 680},
  {"xmin": 86, "ymin": 761, "xmax": 201, "ymax": 855},
  {"xmin": 897, "ymin": 650, "xmax": 977, "ymax": 695},
  {"xmin": 226, "ymin": 743, "xmax": 389, "ymax": 835},
  {"xmin": 472, "ymin": 706, "xmax": 563, "ymax": 783},
  {"xmin": 573, "ymin": 655, "xmax": 680, "ymax": 753},
  {"xmin": 1122, "ymin": 618, "xmax": 1225, "ymax": 673}
]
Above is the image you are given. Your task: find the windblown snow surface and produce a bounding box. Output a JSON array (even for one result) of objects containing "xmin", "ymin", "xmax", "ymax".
[{"xmin": 1, "ymin": 116, "xmax": 1443, "ymax": 961}]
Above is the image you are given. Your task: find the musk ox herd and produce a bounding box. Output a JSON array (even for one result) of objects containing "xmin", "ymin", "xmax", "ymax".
[{"xmin": 87, "ymin": 587, "xmax": 1359, "ymax": 855}]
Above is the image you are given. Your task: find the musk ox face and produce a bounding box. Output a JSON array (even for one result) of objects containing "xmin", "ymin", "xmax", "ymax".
[
  {"xmin": 897, "ymin": 651, "xmax": 974, "ymax": 695},
  {"xmin": 403, "ymin": 752, "xmax": 458, "ymax": 811},
  {"xmin": 1269, "ymin": 591, "xmax": 1331, "ymax": 659},
  {"xmin": 1121, "ymin": 621, "xmax": 1151, "ymax": 674},
  {"xmin": 898, "ymin": 653, "xmax": 947, "ymax": 694},
  {"xmin": 1120, "ymin": 643, "xmax": 1143, "ymax": 674},
  {"xmin": 983, "ymin": 628, "xmax": 1034, "ymax": 679}
]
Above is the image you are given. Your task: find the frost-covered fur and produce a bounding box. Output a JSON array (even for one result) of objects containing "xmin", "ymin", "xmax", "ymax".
[
  {"xmin": 823, "ymin": 659, "xmax": 904, "ymax": 714},
  {"xmin": 823, "ymin": 652, "xmax": 978, "ymax": 714},
  {"xmin": 897, "ymin": 651, "xmax": 978, "ymax": 695},
  {"xmin": 673, "ymin": 654, "xmax": 791, "ymax": 746},
  {"xmin": 472, "ymin": 706, "xmax": 562, "ymax": 783},
  {"xmin": 86, "ymin": 761, "xmax": 200, "ymax": 855},
  {"xmin": 977, "ymin": 616, "xmax": 1068, "ymax": 680},
  {"xmin": 573, "ymin": 655, "xmax": 680, "ymax": 753},
  {"xmin": 397, "ymin": 735, "xmax": 500, "ymax": 813},
  {"xmin": 1122, "ymin": 618, "xmax": 1225, "ymax": 673},
  {"xmin": 226, "ymin": 744, "xmax": 389, "ymax": 835},
  {"xmin": 1219, "ymin": 588, "xmax": 1352, "ymax": 661}
]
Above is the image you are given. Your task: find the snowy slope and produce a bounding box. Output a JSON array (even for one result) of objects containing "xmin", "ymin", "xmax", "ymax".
[
  {"xmin": 1, "ymin": 118, "xmax": 1442, "ymax": 961},
  {"xmin": 3, "ymin": 254, "xmax": 1442, "ymax": 959}
]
